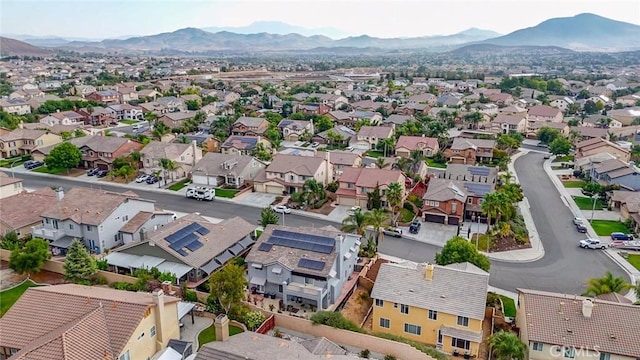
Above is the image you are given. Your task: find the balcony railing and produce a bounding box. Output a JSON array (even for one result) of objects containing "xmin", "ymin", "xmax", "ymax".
[
  {"xmin": 286, "ymin": 282, "xmax": 323, "ymax": 297},
  {"xmin": 31, "ymin": 226, "xmax": 66, "ymax": 241}
]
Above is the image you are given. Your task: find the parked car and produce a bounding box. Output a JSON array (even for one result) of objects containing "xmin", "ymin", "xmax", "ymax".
[
  {"xmin": 579, "ymin": 238, "xmax": 609, "ymax": 250},
  {"xmin": 383, "ymin": 227, "xmax": 403, "ymax": 238},
  {"xmin": 23, "ymin": 160, "xmax": 44, "ymax": 170},
  {"xmin": 146, "ymin": 175, "xmax": 159, "ymax": 184},
  {"xmin": 185, "ymin": 186, "xmax": 215, "ymax": 201},
  {"xmin": 272, "ymin": 205, "xmax": 291, "ymax": 214},
  {"xmin": 87, "ymin": 167, "xmax": 100, "ymax": 176},
  {"xmin": 573, "ymin": 217, "xmax": 583, "ymax": 225},
  {"xmin": 576, "ymin": 223, "xmax": 587, "ymax": 233},
  {"xmin": 347, "ymin": 206, "xmax": 361, "ymax": 215},
  {"xmin": 346, "ymin": 146, "xmax": 354, "ymax": 151},
  {"xmin": 409, "ymin": 219, "xmax": 421, "ymax": 234},
  {"xmin": 543, "ymin": 155, "xmax": 550, "ymax": 159},
  {"xmin": 311, "ymin": 142, "xmax": 320, "ymax": 148},
  {"xmin": 610, "ymin": 232, "xmax": 634, "ymax": 241},
  {"xmin": 135, "ymin": 174, "xmax": 149, "ymax": 183},
  {"xmin": 96, "ymin": 169, "xmax": 108, "ymax": 178}
]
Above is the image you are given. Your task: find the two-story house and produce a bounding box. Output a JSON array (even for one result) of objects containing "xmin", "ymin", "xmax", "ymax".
[
  {"xmin": 108, "ymin": 103, "xmax": 144, "ymax": 120},
  {"xmin": 0, "ymin": 128, "xmax": 62, "ymax": 159},
  {"xmin": 140, "ymin": 140, "xmax": 202, "ymax": 181},
  {"xmin": 277, "ymin": 119, "xmax": 314, "ymax": 141},
  {"xmin": 371, "ymin": 262, "xmax": 489, "ymax": 357},
  {"xmin": 63, "ymin": 135, "xmax": 143, "ymax": 170},
  {"xmin": 443, "ymin": 138, "xmax": 496, "ymax": 164},
  {"xmin": 0, "ymin": 284, "xmax": 180, "ymax": 360},
  {"xmin": 575, "ymin": 138, "xmax": 631, "ymax": 162},
  {"xmin": 253, "ymin": 153, "xmax": 331, "ymax": 194},
  {"xmin": 589, "ymin": 158, "xmax": 640, "ymax": 191},
  {"xmin": 191, "ymin": 152, "xmax": 266, "ymax": 188},
  {"xmin": 245, "ymin": 225, "xmax": 361, "ymax": 311},
  {"xmin": 220, "ymin": 135, "xmax": 270, "ymax": 156},
  {"xmin": 158, "ymin": 111, "xmax": 196, "ymax": 130},
  {"xmin": 32, "ymin": 187, "xmax": 162, "ymax": 254},
  {"xmin": 0, "ymin": 187, "xmax": 57, "ymax": 238},
  {"xmin": 422, "ymin": 175, "xmax": 495, "ymax": 225},
  {"xmin": 516, "ymin": 289, "xmax": 640, "ymax": 360},
  {"xmin": 231, "ymin": 116, "xmax": 270, "ymax": 136},
  {"xmin": 313, "ymin": 125, "xmax": 356, "ymax": 146},
  {"xmin": 0, "ymin": 173, "xmax": 23, "ymax": 200},
  {"xmin": 335, "ymin": 167, "xmax": 406, "ymax": 208},
  {"xmin": 38, "ymin": 110, "xmax": 86, "ymax": 126},
  {"xmin": 491, "ymin": 114, "xmax": 528, "ymax": 134},
  {"xmin": 86, "ymin": 89, "xmax": 120, "ymax": 104},
  {"xmin": 325, "ymin": 151, "xmax": 362, "ymax": 180},
  {"xmin": 395, "ymin": 135, "xmax": 439, "ymax": 158},
  {"xmin": 527, "ymin": 105, "xmax": 563, "ymax": 129},
  {"xmin": 356, "ymin": 126, "xmax": 395, "ymax": 150},
  {"xmin": 0, "ymin": 99, "xmax": 31, "ymax": 115}
]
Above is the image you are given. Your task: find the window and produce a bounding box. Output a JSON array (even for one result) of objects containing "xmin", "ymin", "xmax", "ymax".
[
  {"xmin": 137, "ymin": 332, "xmax": 145, "ymax": 340},
  {"xmin": 379, "ymin": 318, "xmax": 390, "ymax": 328},
  {"xmin": 304, "ymin": 277, "xmax": 314, "ymax": 285},
  {"xmin": 123, "ymin": 215, "xmax": 129, "ymax": 222},
  {"xmin": 403, "ymin": 323, "xmax": 421, "ymax": 335},
  {"xmin": 457, "ymin": 316, "xmax": 469, "ymax": 327},
  {"xmin": 467, "ymin": 197, "xmax": 473, "ymax": 204},
  {"xmin": 452, "ymin": 203, "xmax": 457, "ymax": 213},
  {"xmin": 400, "ymin": 304, "xmax": 409, "ymax": 314},
  {"xmin": 393, "ymin": 303, "xmax": 398, "ymax": 308},
  {"xmin": 599, "ymin": 353, "xmax": 610, "ymax": 360},
  {"xmin": 428, "ymin": 310, "xmax": 438, "ymax": 320},
  {"xmin": 375, "ymin": 299, "xmax": 384, "ymax": 307},
  {"xmin": 150, "ymin": 326, "xmax": 156, "ymax": 337},
  {"xmin": 119, "ymin": 350, "xmax": 131, "ymax": 360},
  {"xmin": 451, "ymin": 338, "xmax": 471, "ymax": 350},
  {"xmin": 564, "ymin": 347, "xmax": 575, "ymax": 359},
  {"xmin": 278, "ymin": 285, "xmax": 283, "ymax": 293},
  {"xmin": 532, "ymin": 343, "xmax": 543, "ymax": 351},
  {"xmin": 69, "ymin": 224, "xmax": 74, "ymax": 230},
  {"xmin": 87, "ymin": 225, "xmax": 94, "ymax": 231}
]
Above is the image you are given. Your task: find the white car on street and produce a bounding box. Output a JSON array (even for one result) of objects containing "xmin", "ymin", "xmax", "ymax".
[
  {"xmin": 272, "ymin": 205, "xmax": 292, "ymax": 214},
  {"xmin": 579, "ymin": 238, "xmax": 609, "ymax": 250},
  {"xmin": 135, "ymin": 174, "xmax": 149, "ymax": 183}
]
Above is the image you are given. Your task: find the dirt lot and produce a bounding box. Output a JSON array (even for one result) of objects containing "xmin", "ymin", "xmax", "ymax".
[
  {"xmin": 306, "ymin": 201, "xmax": 335, "ymax": 215},
  {"xmin": 0, "ymin": 260, "xmax": 66, "ymax": 290},
  {"xmin": 340, "ymin": 285, "xmax": 373, "ymax": 329}
]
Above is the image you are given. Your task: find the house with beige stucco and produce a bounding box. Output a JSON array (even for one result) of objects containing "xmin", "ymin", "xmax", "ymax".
[
  {"xmin": 253, "ymin": 153, "xmax": 332, "ymax": 194},
  {"xmin": 0, "ymin": 128, "xmax": 63, "ymax": 159}
]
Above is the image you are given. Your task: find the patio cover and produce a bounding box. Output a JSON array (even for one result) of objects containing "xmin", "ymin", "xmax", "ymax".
[
  {"xmin": 152, "ymin": 347, "xmax": 182, "ymax": 360},
  {"xmin": 200, "ymin": 260, "xmax": 221, "ymax": 275},
  {"xmin": 228, "ymin": 242, "xmax": 245, "ymax": 255},
  {"xmin": 130, "ymin": 255, "xmax": 165, "ymax": 270},
  {"xmin": 155, "ymin": 261, "xmax": 192, "ymax": 279},
  {"xmin": 50, "ymin": 236, "xmax": 75, "ymax": 249},
  {"xmin": 177, "ymin": 301, "xmax": 196, "ymax": 320},
  {"xmin": 238, "ymin": 235, "xmax": 256, "ymax": 249},
  {"xmin": 214, "ymin": 250, "xmax": 234, "ymax": 265},
  {"xmin": 104, "ymin": 252, "xmax": 140, "ymax": 269},
  {"xmin": 250, "ymin": 276, "xmax": 266, "ymax": 286},
  {"xmin": 439, "ymin": 325, "xmax": 483, "ymax": 343}
]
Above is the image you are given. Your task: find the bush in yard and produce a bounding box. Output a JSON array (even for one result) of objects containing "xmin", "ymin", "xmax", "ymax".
[
  {"xmin": 96, "ymin": 259, "xmax": 108, "ymax": 271},
  {"xmin": 92, "ymin": 275, "xmax": 108, "ymax": 285},
  {"xmin": 435, "ymin": 236, "xmax": 491, "ymax": 272},
  {"xmin": 384, "ymin": 355, "xmax": 397, "ymax": 360},
  {"xmin": 206, "ymin": 296, "xmax": 223, "ymax": 314},
  {"xmin": 8, "ymin": 237, "xmax": 50, "ymax": 276},
  {"xmin": 243, "ymin": 311, "xmax": 266, "ymax": 331},
  {"xmin": 309, "ymin": 311, "xmax": 364, "ymax": 333},
  {"xmin": 45, "ymin": 142, "xmax": 82, "ymax": 174},
  {"xmin": 184, "ymin": 289, "xmax": 198, "ymax": 302},
  {"xmin": 227, "ymin": 303, "xmax": 251, "ymax": 323},
  {"xmin": 407, "ymin": 193, "xmax": 423, "ymax": 208},
  {"xmin": 359, "ymin": 349, "xmax": 371, "ymax": 358}
]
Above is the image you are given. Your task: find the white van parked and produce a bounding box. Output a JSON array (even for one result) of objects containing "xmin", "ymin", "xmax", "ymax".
[{"xmin": 185, "ymin": 186, "xmax": 215, "ymax": 201}]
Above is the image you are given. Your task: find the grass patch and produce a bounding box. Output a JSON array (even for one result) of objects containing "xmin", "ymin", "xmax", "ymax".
[
  {"xmin": 400, "ymin": 208, "xmax": 415, "ymax": 223},
  {"xmin": 562, "ymin": 180, "xmax": 584, "ymax": 188},
  {"xmin": 0, "ymin": 155, "xmax": 31, "ymax": 168},
  {"xmin": 572, "ymin": 196, "xmax": 605, "ymax": 210},
  {"xmin": 0, "ymin": 280, "xmax": 40, "ymax": 317},
  {"xmin": 589, "ymin": 220, "xmax": 630, "ymax": 236},
  {"xmin": 551, "ymin": 165, "xmax": 563, "ymax": 170},
  {"xmin": 256, "ymin": 230, "xmax": 263, "ymax": 238},
  {"xmin": 365, "ymin": 150, "xmax": 385, "ymax": 158},
  {"xmin": 553, "ymin": 155, "xmax": 575, "ymax": 163},
  {"xmin": 168, "ymin": 179, "xmax": 190, "ymax": 191},
  {"xmin": 626, "ymin": 254, "xmax": 640, "ymax": 271},
  {"xmin": 471, "ymin": 234, "xmax": 490, "ymax": 252},
  {"xmin": 425, "ymin": 158, "xmax": 447, "ymax": 168},
  {"xmin": 215, "ymin": 188, "xmax": 240, "ymax": 198},
  {"xmin": 198, "ymin": 324, "xmax": 242, "ymax": 350},
  {"xmin": 499, "ymin": 295, "xmax": 516, "ymax": 318},
  {"xmin": 120, "ymin": 120, "xmax": 139, "ymax": 125},
  {"xmin": 33, "ymin": 166, "xmax": 65, "ymax": 174}
]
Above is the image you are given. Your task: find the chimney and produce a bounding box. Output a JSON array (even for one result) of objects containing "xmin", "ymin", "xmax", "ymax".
[
  {"xmin": 214, "ymin": 314, "xmax": 230, "ymax": 342},
  {"xmin": 55, "ymin": 187, "xmax": 64, "ymax": 200},
  {"xmin": 582, "ymin": 298, "xmax": 594, "ymax": 318},
  {"xmin": 152, "ymin": 289, "xmax": 166, "ymax": 348},
  {"xmin": 425, "ymin": 263, "xmax": 435, "ymax": 281}
]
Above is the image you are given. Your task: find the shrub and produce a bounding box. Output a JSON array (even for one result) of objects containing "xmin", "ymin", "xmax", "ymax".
[
  {"xmin": 232, "ymin": 257, "xmax": 246, "ymax": 267},
  {"xmin": 509, "ymin": 213, "xmax": 529, "ymax": 243},
  {"xmin": 313, "ymin": 198, "xmax": 328, "ymax": 209},
  {"xmin": 403, "ymin": 201, "xmax": 414, "ymax": 212},
  {"xmin": 184, "ymin": 289, "xmax": 198, "ymax": 302},
  {"xmin": 75, "ymin": 279, "xmax": 92, "ymax": 286},
  {"xmin": 358, "ymin": 292, "xmax": 371, "ymax": 303},
  {"xmin": 359, "ymin": 349, "xmax": 371, "ymax": 358},
  {"xmin": 309, "ymin": 311, "xmax": 364, "ymax": 333},
  {"xmin": 406, "ymin": 193, "xmax": 423, "ymax": 208},
  {"xmin": 326, "ymin": 182, "xmax": 338, "ymax": 193},
  {"xmin": 384, "ymin": 355, "xmax": 397, "ymax": 360},
  {"xmin": 110, "ymin": 282, "xmax": 133, "ymax": 291},
  {"xmin": 95, "ymin": 259, "xmax": 108, "ymax": 271},
  {"xmin": 243, "ymin": 311, "xmax": 266, "ymax": 331},
  {"xmin": 274, "ymin": 328, "xmax": 283, "ymax": 338},
  {"xmin": 228, "ymin": 303, "xmax": 251, "ymax": 322},
  {"xmin": 206, "ymin": 296, "xmax": 223, "ymax": 314},
  {"xmin": 92, "ymin": 275, "xmax": 108, "ymax": 285}
]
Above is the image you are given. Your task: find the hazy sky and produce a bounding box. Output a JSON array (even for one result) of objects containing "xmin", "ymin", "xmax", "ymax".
[{"xmin": 2, "ymin": 0, "xmax": 639, "ymax": 39}]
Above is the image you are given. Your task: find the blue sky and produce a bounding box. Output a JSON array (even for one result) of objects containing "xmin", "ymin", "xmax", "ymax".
[{"xmin": 2, "ymin": 0, "xmax": 639, "ymax": 39}]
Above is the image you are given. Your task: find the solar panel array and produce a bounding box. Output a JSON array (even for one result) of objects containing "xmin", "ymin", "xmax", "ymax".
[
  {"xmin": 258, "ymin": 243, "xmax": 273, "ymax": 252},
  {"xmin": 266, "ymin": 229, "xmax": 335, "ymax": 254},
  {"xmin": 468, "ymin": 167, "xmax": 491, "ymax": 177},
  {"xmin": 164, "ymin": 222, "xmax": 210, "ymax": 256},
  {"xmin": 298, "ymin": 258, "xmax": 326, "ymax": 271},
  {"xmin": 463, "ymin": 182, "xmax": 493, "ymax": 196}
]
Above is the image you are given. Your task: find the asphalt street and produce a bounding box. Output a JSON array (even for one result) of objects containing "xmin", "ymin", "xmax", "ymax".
[{"xmin": 8, "ymin": 152, "xmax": 628, "ymax": 295}]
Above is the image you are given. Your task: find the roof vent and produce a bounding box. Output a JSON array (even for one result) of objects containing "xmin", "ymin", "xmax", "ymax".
[
  {"xmin": 610, "ymin": 334, "xmax": 617, "ymax": 339},
  {"xmin": 409, "ymin": 289, "xmax": 414, "ymax": 293},
  {"xmin": 440, "ymin": 295, "xmax": 446, "ymax": 299},
  {"xmin": 567, "ymin": 329, "xmax": 573, "ymax": 334}
]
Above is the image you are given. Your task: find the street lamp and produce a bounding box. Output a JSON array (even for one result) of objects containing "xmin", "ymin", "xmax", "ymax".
[
  {"xmin": 281, "ymin": 212, "xmax": 286, "ymax": 226},
  {"xmin": 10, "ymin": 157, "xmax": 22, "ymax": 178},
  {"xmin": 591, "ymin": 193, "xmax": 598, "ymax": 222}
]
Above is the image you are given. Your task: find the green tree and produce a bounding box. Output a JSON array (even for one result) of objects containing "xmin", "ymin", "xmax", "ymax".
[
  {"xmin": 375, "ymin": 157, "xmax": 390, "ymax": 169},
  {"xmin": 536, "ymin": 126, "xmax": 560, "ymax": 144},
  {"xmin": 582, "ymin": 271, "xmax": 630, "ymax": 296},
  {"xmin": 487, "ymin": 331, "xmax": 527, "ymax": 360},
  {"xmin": 259, "ymin": 207, "xmax": 280, "ymax": 227},
  {"xmin": 63, "ymin": 239, "xmax": 97, "ymax": 282},
  {"xmin": 151, "ymin": 121, "xmax": 170, "ymax": 140},
  {"xmin": 364, "ymin": 209, "xmax": 387, "ymax": 246},
  {"xmin": 159, "ymin": 157, "xmax": 178, "ymax": 185},
  {"xmin": 302, "ymin": 179, "xmax": 327, "ymax": 207},
  {"xmin": 435, "ymin": 236, "xmax": 491, "ymax": 272},
  {"xmin": 9, "ymin": 238, "xmax": 51, "ymax": 275},
  {"xmin": 386, "ymin": 182, "xmax": 404, "ymax": 226},
  {"xmin": 366, "ymin": 183, "xmax": 382, "ymax": 210},
  {"xmin": 251, "ymin": 143, "xmax": 272, "ymax": 161},
  {"xmin": 45, "ymin": 142, "xmax": 82, "ymax": 174},
  {"xmin": 549, "ymin": 137, "xmax": 572, "ymax": 155},
  {"xmin": 0, "ymin": 231, "xmax": 22, "ymax": 251},
  {"xmin": 482, "ymin": 191, "xmax": 515, "ymax": 228},
  {"xmin": 341, "ymin": 209, "xmax": 366, "ymax": 235},
  {"xmin": 209, "ymin": 263, "xmax": 248, "ymax": 314}
]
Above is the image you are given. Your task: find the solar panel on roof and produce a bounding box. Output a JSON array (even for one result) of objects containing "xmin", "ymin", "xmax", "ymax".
[
  {"xmin": 267, "ymin": 235, "xmax": 333, "ymax": 254},
  {"xmin": 298, "ymin": 259, "xmax": 326, "ymax": 271},
  {"xmin": 258, "ymin": 243, "xmax": 273, "ymax": 252},
  {"xmin": 176, "ymin": 249, "xmax": 188, "ymax": 257},
  {"xmin": 195, "ymin": 224, "xmax": 210, "ymax": 235},
  {"xmin": 185, "ymin": 240, "xmax": 204, "ymax": 252},
  {"xmin": 272, "ymin": 230, "xmax": 334, "ymax": 246},
  {"xmin": 170, "ymin": 233, "xmax": 199, "ymax": 251},
  {"xmin": 469, "ymin": 167, "xmax": 491, "ymax": 176}
]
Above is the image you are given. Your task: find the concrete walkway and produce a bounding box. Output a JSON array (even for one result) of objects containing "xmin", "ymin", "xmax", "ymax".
[{"xmin": 181, "ymin": 315, "xmax": 213, "ymax": 351}]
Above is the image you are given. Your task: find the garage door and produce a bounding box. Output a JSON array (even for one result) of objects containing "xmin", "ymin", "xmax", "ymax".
[
  {"xmin": 448, "ymin": 217, "xmax": 460, "ymax": 225},
  {"xmin": 265, "ymin": 185, "xmax": 283, "ymax": 194},
  {"xmin": 96, "ymin": 163, "xmax": 109, "ymax": 170},
  {"xmin": 337, "ymin": 196, "xmax": 357, "ymax": 206},
  {"xmin": 425, "ymin": 214, "xmax": 445, "ymax": 223}
]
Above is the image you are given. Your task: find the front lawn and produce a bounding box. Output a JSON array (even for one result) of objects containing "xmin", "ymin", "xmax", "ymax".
[
  {"xmin": 562, "ymin": 180, "xmax": 584, "ymax": 188},
  {"xmin": 215, "ymin": 188, "xmax": 240, "ymax": 198},
  {"xmin": 426, "ymin": 158, "xmax": 447, "ymax": 168},
  {"xmin": 400, "ymin": 208, "xmax": 415, "ymax": 223},
  {"xmin": 120, "ymin": 120, "xmax": 139, "ymax": 125},
  {"xmin": 499, "ymin": 295, "xmax": 517, "ymax": 318},
  {"xmin": 0, "ymin": 280, "xmax": 40, "ymax": 317},
  {"xmin": 470, "ymin": 234, "xmax": 490, "ymax": 252},
  {"xmin": 626, "ymin": 254, "xmax": 640, "ymax": 271},
  {"xmin": 0, "ymin": 155, "xmax": 31, "ymax": 168},
  {"xmin": 168, "ymin": 179, "xmax": 190, "ymax": 191},
  {"xmin": 198, "ymin": 324, "xmax": 243, "ymax": 349},
  {"xmin": 553, "ymin": 155, "xmax": 574, "ymax": 163},
  {"xmin": 589, "ymin": 220, "xmax": 630, "ymax": 236},
  {"xmin": 32, "ymin": 166, "xmax": 65, "ymax": 175},
  {"xmin": 365, "ymin": 150, "xmax": 384, "ymax": 158},
  {"xmin": 572, "ymin": 196, "xmax": 605, "ymax": 210}
]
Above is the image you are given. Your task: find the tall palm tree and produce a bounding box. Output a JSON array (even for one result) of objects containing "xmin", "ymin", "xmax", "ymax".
[
  {"xmin": 364, "ymin": 208, "xmax": 387, "ymax": 246},
  {"xmin": 159, "ymin": 158, "xmax": 178, "ymax": 185},
  {"xmin": 583, "ymin": 271, "xmax": 630, "ymax": 296},
  {"xmin": 487, "ymin": 331, "xmax": 527, "ymax": 360},
  {"xmin": 129, "ymin": 151, "xmax": 142, "ymax": 170},
  {"xmin": 409, "ymin": 150, "xmax": 424, "ymax": 173},
  {"xmin": 152, "ymin": 121, "xmax": 170, "ymax": 140},
  {"xmin": 341, "ymin": 209, "xmax": 366, "ymax": 235},
  {"xmin": 386, "ymin": 182, "xmax": 404, "ymax": 226},
  {"xmin": 375, "ymin": 157, "xmax": 390, "ymax": 169},
  {"xmin": 481, "ymin": 191, "xmax": 514, "ymax": 229}
]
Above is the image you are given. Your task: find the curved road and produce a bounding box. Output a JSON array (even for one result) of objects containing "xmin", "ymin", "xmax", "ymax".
[{"xmin": 7, "ymin": 152, "xmax": 627, "ymax": 294}]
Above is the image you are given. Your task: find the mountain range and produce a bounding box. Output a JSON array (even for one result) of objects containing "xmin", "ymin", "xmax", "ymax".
[
  {"xmin": 5, "ymin": 13, "xmax": 640, "ymax": 56},
  {"xmin": 201, "ymin": 21, "xmax": 350, "ymax": 39}
]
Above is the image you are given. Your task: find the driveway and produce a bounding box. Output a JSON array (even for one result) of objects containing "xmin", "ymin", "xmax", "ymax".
[
  {"xmin": 402, "ymin": 221, "xmax": 458, "ymax": 247},
  {"xmin": 233, "ymin": 192, "xmax": 277, "ymax": 208}
]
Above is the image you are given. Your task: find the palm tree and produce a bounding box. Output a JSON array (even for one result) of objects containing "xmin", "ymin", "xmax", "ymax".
[
  {"xmin": 375, "ymin": 157, "xmax": 390, "ymax": 169},
  {"xmin": 632, "ymin": 281, "xmax": 640, "ymax": 303},
  {"xmin": 159, "ymin": 158, "xmax": 178, "ymax": 186},
  {"xmin": 481, "ymin": 191, "xmax": 514, "ymax": 229},
  {"xmin": 409, "ymin": 150, "xmax": 424, "ymax": 173},
  {"xmin": 583, "ymin": 271, "xmax": 630, "ymax": 296},
  {"xmin": 302, "ymin": 179, "xmax": 326, "ymax": 207},
  {"xmin": 363, "ymin": 209, "xmax": 387, "ymax": 246},
  {"xmin": 487, "ymin": 331, "xmax": 527, "ymax": 360},
  {"xmin": 152, "ymin": 121, "xmax": 170, "ymax": 140},
  {"xmin": 386, "ymin": 182, "xmax": 404, "ymax": 226},
  {"xmin": 341, "ymin": 209, "xmax": 366, "ymax": 235},
  {"xmin": 129, "ymin": 151, "xmax": 142, "ymax": 170}
]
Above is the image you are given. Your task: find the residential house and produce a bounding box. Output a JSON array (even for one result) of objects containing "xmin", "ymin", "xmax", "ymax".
[
  {"xmin": 221, "ymin": 135, "xmax": 270, "ymax": 156},
  {"xmin": 140, "ymin": 140, "xmax": 202, "ymax": 180},
  {"xmin": 356, "ymin": 126, "xmax": 395, "ymax": 150},
  {"xmin": 371, "ymin": 262, "xmax": 489, "ymax": 357},
  {"xmin": 73, "ymin": 84, "xmax": 97, "ymax": 97},
  {"xmin": 296, "ymin": 103, "xmax": 331, "ymax": 115},
  {"xmin": 39, "ymin": 110, "xmax": 85, "ymax": 126},
  {"xmin": 335, "ymin": 167, "xmax": 406, "ymax": 208},
  {"xmin": 498, "ymin": 104, "xmax": 528, "ymax": 117},
  {"xmin": 437, "ymin": 93, "xmax": 463, "ymax": 108},
  {"xmin": 574, "ymin": 138, "xmax": 631, "ymax": 162},
  {"xmin": 141, "ymin": 97, "xmax": 186, "ymax": 114},
  {"xmin": 0, "ymin": 128, "xmax": 62, "ymax": 159},
  {"xmin": 77, "ymin": 106, "xmax": 117, "ymax": 126},
  {"xmin": 516, "ymin": 288, "xmax": 640, "ymax": 360},
  {"xmin": 616, "ymin": 94, "xmax": 640, "ymax": 107},
  {"xmin": 278, "ymin": 119, "xmax": 314, "ymax": 141},
  {"xmin": 383, "ymin": 114, "xmax": 414, "ymax": 126},
  {"xmin": 313, "ymin": 125, "xmax": 356, "ymax": 146},
  {"xmin": 487, "ymin": 92, "xmax": 515, "ymax": 106},
  {"xmin": 231, "ymin": 116, "xmax": 270, "ymax": 136},
  {"xmin": 398, "ymin": 102, "xmax": 430, "ymax": 116},
  {"xmin": 527, "ymin": 121, "xmax": 570, "ymax": 138},
  {"xmin": 407, "ymin": 93, "xmax": 438, "ymax": 104},
  {"xmin": 327, "ymin": 110, "xmax": 383, "ymax": 127},
  {"xmin": 325, "ymin": 150, "xmax": 362, "ymax": 179},
  {"xmin": 0, "ymin": 173, "xmax": 23, "ymax": 199},
  {"xmin": 118, "ymin": 87, "xmax": 139, "ymax": 103},
  {"xmin": 527, "ymin": 105, "xmax": 564, "ymax": 127},
  {"xmin": 608, "ymin": 107, "xmax": 640, "ymax": 126},
  {"xmin": 86, "ymin": 89, "xmax": 120, "ymax": 104},
  {"xmin": 443, "ymin": 138, "xmax": 496, "ymax": 164},
  {"xmin": 0, "ymin": 99, "xmax": 30, "ymax": 115},
  {"xmin": 469, "ymin": 103, "xmax": 499, "ymax": 116},
  {"xmin": 570, "ymin": 126, "xmax": 608, "ymax": 141},
  {"xmin": 491, "ymin": 114, "xmax": 528, "ymax": 134},
  {"xmin": 245, "ymin": 224, "xmax": 361, "ymax": 310},
  {"xmin": 137, "ymin": 89, "xmax": 161, "ymax": 101},
  {"xmin": 253, "ymin": 153, "xmax": 331, "ymax": 194},
  {"xmin": 0, "ymin": 284, "xmax": 180, "ymax": 360},
  {"xmin": 0, "ymin": 187, "xmax": 57, "ymax": 237},
  {"xmin": 106, "ymin": 214, "xmax": 256, "ymax": 286},
  {"xmin": 191, "ymin": 152, "xmax": 266, "ymax": 188},
  {"xmin": 549, "ymin": 96, "xmax": 575, "ymax": 112},
  {"xmin": 589, "ymin": 158, "xmax": 640, "ymax": 191},
  {"xmin": 107, "ymin": 103, "xmax": 144, "ymax": 120},
  {"xmin": 609, "ymin": 190, "xmax": 640, "ymax": 231},
  {"xmin": 32, "ymin": 187, "xmax": 166, "ymax": 255},
  {"xmin": 395, "ymin": 135, "xmax": 439, "ymax": 158},
  {"xmin": 158, "ymin": 111, "xmax": 196, "ymax": 130},
  {"xmin": 70, "ymin": 135, "xmax": 143, "ymax": 170}
]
